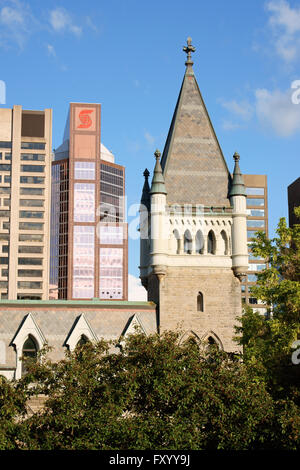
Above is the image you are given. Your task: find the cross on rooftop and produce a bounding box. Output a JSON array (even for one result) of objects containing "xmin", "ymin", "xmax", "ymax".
[{"xmin": 183, "ymin": 37, "xmax": 196, "ymax": 66}]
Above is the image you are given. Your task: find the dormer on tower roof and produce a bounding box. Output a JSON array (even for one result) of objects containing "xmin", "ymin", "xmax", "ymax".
[{"xmin": 160, "ymin": 38, "xmax": 231, "ymax": 207}]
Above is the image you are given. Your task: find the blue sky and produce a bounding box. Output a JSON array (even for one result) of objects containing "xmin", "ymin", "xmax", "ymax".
[{"xmin": 0, "ymin": 0, "xmax": 299, "ymax": 297}]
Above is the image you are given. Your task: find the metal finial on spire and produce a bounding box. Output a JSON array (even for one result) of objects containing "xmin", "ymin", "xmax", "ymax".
[
  {"xmin": 154, "ymin": 149, "xmax": 161, "ymax": 160},
  {"xmin": 143, "ymin": 168, "xmax": 150, "ymax": 178},
  {"xmin": 183, "ymin": 37, "xmax": 195, "ymax": 66},
  {"xmin": 233, "ymin": 151, "xmax": 240, "ymax": 162}
]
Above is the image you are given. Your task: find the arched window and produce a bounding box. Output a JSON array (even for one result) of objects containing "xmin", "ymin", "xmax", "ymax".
[
  {"xmin": 184, "ymin": 230, "xmax": 192, "ymax": 254},
  {"xmin": 220, "ymin": 230, "xmax": 228, "ymax": 255},
  {"xmin": 76, "ymin": 335, "xmax": 89, "ymax": 347},
  {"xmin": 22, "ymin": 336, "xmax": 38, "ymax": 376},
  {"xmin": 172, "ymin": 229, "xmax": 181, "ymax": 254},
  {"xmin": 207, "ymin": 230, "xmax": 216, "ymax": 254},
  {"xmin": 207, "ymin": 336, "xmax": 216, "ymax": 346},
  {"xmin": 195, "ymin": 230, "xmax": 204, "ymax": 254},
  {"xmin": 197, "ymin": 292, "xmax": 204, "ymax": 312}
]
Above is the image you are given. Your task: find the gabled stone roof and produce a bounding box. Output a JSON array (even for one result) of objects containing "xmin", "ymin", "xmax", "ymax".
[{"xmin": 160, "ymin": 58, "xmax": 232, "ymax": 207}]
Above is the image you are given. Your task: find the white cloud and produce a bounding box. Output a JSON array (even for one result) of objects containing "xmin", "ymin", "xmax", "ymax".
[
  {"xmin": 85, "ymin": 16, "xmax": 98, "ymax": 33},
  {"xmin": 222, "ymin": 120, "xmax": 243, "ymax": 131},
  {"xmin": 49, "ymin": 7, "xmax": 82, "ymax": 36},
  {"xmin": 266, "ymin": 0, "xmax": 300, "ymax": 62},
  {"xmin": 144, "ymin": 131, "xmax": 155, "ymax": 146},
  {"xmin": 219, "ymin": 98, "xmax": 253, "ymax": 131},
  {"xmin": 220, "ymin": 99, "xmax": 254, "ymax": 121},
  {"xmin": 255, "ymin": 87, "xmax": 300, "ymax": 136},
  {"xmin": 267, "ymin": 0, "xmax": 300, "ymax": 35},
  {"xmin": 46, "ymin": 43, "xmax": 55, "ymax": 57},
  {"xmin": 0, "ymin": 0, "xmax": 37, "ymax": 49},
  {"xmin": 128, "ymin": 274, "xmax": 147, "ymax": 301}
]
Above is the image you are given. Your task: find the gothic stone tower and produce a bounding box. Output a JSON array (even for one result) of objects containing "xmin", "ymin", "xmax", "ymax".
[{"xmin": 139, "ymin": 38, "xmax": 248, "ymax": 352}]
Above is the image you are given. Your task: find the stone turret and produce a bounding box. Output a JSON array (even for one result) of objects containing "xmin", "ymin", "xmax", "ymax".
[
  {"xmin": 139, "ymin": 169, "xmax": 151, "ymax": 288},
  {"xmin": 149, "ymin": 150, "xmax": 167, "ymax": 282},
  {"xmin": 229, "ymin": 152, "xmax": 248, "ymax": 279}
]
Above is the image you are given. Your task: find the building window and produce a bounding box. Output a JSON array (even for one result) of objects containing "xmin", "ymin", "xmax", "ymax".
[
  {"xmin": 220, "ymin": 230, "xmax": 228, "ymax": 255},
  {"xmin": 247, "ymin": 220, "xmax": 265, "ymax": 228},
  {"xmin": 18, "ymin": 269, "xmax": 43, "ymax": 277},
  {"xmin": 73, "ymin": 225, "xmax": 94, "ymax": 299},
  {"xmin": 0, "ymin": 142, "xmax": 12, "ymax": 149},
  {"xmin": 197, "ymin": 292, "xmax": 204, "ymax": 312},
  {"xmin": 19, "ymin": 222, "xmax": 44, "ymax": 231},
  {"xmin": 195, "ymin": 230, "xmax": 204, "ymax": 254},
  {"xmin": 74, "ymin": 162, "xmax": 95, "ymax": 180},
  {"xmin": 20, "ymin": 188, "xmax": 44, "ymax": 196},
  {"xmin": 17, "ymin": 294, "xmax": 41, "ymax": 300},
  {"xmin": 19, "ymin": 211, "xmax": 44, "ymax": 219},
  {"xmin": 21, "ymin": 336, "xmax": 38, "ymax": 376},
  {"xmin": 18, "ymin": 246, "xmax": 43, "ymax": 254},
  {"xmin": 248, "ymin": 274, "xmax": 257, "ymax": 283},
  {"xmin": 21, "ymin": 142, "xmax": 45, "ymax": 150},
  {"xmin": 73, "ymin": 183, "xmax": 95, "ymax": 223},
  {"xmin": 249, "ymin": 263, "xmax": 266, "ymax": 272},
  {"xmin": 21, "ymin": 165, "xmax": 45, "ymax": 173},
  {"xmin": 207, "ymin": 230, "xmax": 216, "ymax": 254},
  {"xmin": 0, "ymin": 210, "xmax": 10, "ymax": 218},
  {"xmin": 19, "ymin": 234, "xmax": 44, "ymax": 242},
  {"xmin": 0, "ymin": 188, "xmax": 10, "ymax": 195},
  {"xmin": 99, "ymin": 248, "xmax": 123, "ymax": 299},
  {"xmin": 246, "ymin": 198, "xmax": 264, "ymax": 207},
  {"xmin": 245, "ymin": 188, "xmax": 264, "ymax": 196},
  {"xmin": 18, "ymin": 258, "xmax": 43, "ymax": 265},
  {"xmin": 249, "ymin": 209, "xmax": 265, "ymax": 217},
  {"xmin": 99, "ymin": 225, "xmax": 123, "ymax": 245},
  {"xmin": 20, "ymin": 199, "xmax": 44, "ymax": 207},
  {"xmin": 20, "ymin": 176, "xmax": 44, "ymax": 184},
  {"xmin": 247, "ymin": 230, "xmax": 261, "ymax": 240},
  {"xmin": 184, "ymin": 230, "xmax": 192, "ymax": 254},
  {"xmin": 0, "ymin": 164, "xmax": 11, "ymax": 171},
  {"xmin": 17, "ymin": 281, "xmax": 42, "ymax": 289},
  {"xmin": 172, "ymin": 229, "xmax": 180, "ymax": 254},
  {"xmin": 76, "ymin": 335, "xmax": 89, "ymax": 347},
  {"xmin": 21, "ymin": 154, "xmax": 45, "ymax": 161}
]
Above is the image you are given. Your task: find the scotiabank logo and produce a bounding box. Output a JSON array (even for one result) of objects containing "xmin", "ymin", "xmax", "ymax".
[{"xmin": 77, "ymin": 109, "xmax": 93, "ymax": 129}]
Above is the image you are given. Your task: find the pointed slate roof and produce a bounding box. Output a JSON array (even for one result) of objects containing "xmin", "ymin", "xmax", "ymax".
[
  {"xmin": 150, "ymin": 150, "xmax": 167, "ymax": 196},
  {"xmin": 160, "ymin": 38, "xmax": 232, "ymax": 207}
]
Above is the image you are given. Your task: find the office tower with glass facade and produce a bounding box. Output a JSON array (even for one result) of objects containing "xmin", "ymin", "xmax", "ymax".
[
  {"xmin": 50, "ymin": 103, "xmax": 128, "ymax": 300},
  {"xmin": 0, "ymin": 105, "xmax": 52, "ymax": 300},
  {"xmin": 241, "ymin": 174, "xmax": 268, "ymax": 313}
]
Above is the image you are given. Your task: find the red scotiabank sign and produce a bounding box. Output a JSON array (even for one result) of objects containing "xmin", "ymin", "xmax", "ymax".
[{"xmin": 77, "ymin": 109, "xmax": 93, "ymax": 129}]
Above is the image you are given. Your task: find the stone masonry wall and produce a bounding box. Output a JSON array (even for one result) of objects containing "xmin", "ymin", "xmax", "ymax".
[{"xmin": 148, "ymin": 266, "xmax": 242, "ymax": 352}]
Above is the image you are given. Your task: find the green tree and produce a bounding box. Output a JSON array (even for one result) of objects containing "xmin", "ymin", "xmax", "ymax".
[
  {"xmin": 0, "ymin": 376, "xmax": 28, "ymax": 449},
  {"xmin": 16, "ymin": 330, "xmax": 300, "ymax": 450},
  {"xmin": 235, "ymin": 207, "xmax": 300, "ymax": 397}
]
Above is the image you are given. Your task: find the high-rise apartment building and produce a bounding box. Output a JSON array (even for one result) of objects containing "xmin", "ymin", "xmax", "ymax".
[
  {"xmin": 242, "ymin": 174, "xmax": 268, "ymax": 313},
  {"xmin": 50, "ymin": 103, "xmax": 128, "ymax": 300},
  {"xmin": 288, "ymin": 177, "xmax": 300, "ymax": 227},
  {"xmin": 0, "ymin": 105, "xmax": 52, "ymax": 300}
]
